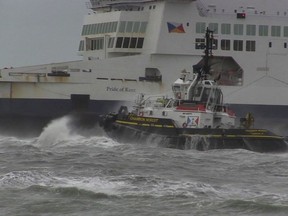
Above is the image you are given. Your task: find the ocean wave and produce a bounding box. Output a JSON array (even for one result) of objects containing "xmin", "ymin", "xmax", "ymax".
[{"xmin": 35, "ymin": 115, "xmax": 122, "ymax": 149}]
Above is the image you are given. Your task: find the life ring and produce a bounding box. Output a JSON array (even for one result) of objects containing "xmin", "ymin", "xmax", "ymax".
[
  {"xmin": 182, "ymin": 123, "xmax": 187, "ymax": 128},
  {"xmin": 139, "ymin": 112, "xmax": 144, "ymax": 117}
]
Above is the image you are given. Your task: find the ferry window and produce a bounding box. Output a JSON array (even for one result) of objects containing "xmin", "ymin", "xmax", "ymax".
[
  {"xmin": 221, "ymin": 39, "xmax": 230, "ymax": 50},
  {"xmin": 90, "ymin": 38, "xmax": 104, "ymax": 50},
  {"xmin": 94, "ymin": 24, "xmax": 99, "ymax": 34},
  {"xmin": 90, "ymin": 24, "xmax": 95, "ymax": 34},
  {"xmin": 81, "ymin": 25, "xmax": 87, "ymax": 36},
  {"xmin": 96, "ymin": 24, "xmax": 101, "ymax": 34},
  {"xmin": 90, "ymin": 40, "xmax": 95, "ymax": 50},
  {"xmin": 137, "ymin": 38, "xmax": 144, "ymax": 48},
  {"xmin": 116, "ymin": 37, "xmax": 123, "ymax": 48},
  {"xmin": 130, "ymin": 37, "xmax": 137, "ymax": 48},
  {"xmin": 112, "ymin": 22, "xmax": 118, "ymax": 32},
  {"xmin": 119, "ymin": 21, "xmax": 126, "ymax": 33},
  {"xmin": 284, "ymin": 26, "xmax": 288, "ymax": 37},
  {"xmin": 196, "ymin": 22, "xmax": 206, "ymax": 34},
  {"xmin": 285, "ymin": 42, "xmax": 287, "ymax": 49},
  {"xmin": 108, "ymin": 37, "xmax": 115, "ymax": 48},
  {"xmin": 234, "ymin": 24, "xmax": 244, "ymax": 35},
  {"xmin": 259, "ymin": 25, "xmax": 268, "ymax": 36},
  {"xmin": 212, "ymin": 39, "xmax": 218, "ymax": 50},
  {"xmin": 98, "ymin": 38, "xmax": 104, "ymax": 50},
  {"xmin": 103, "ymin": 23, "xmax": 108, "ymax": 34},
  {"xmin": 99, "ymin": 23, "xmax": 104, "ymax": 34},
  {"xmin": 103, "ymin": 23, "xmax": 107, "ymax": 34},
  {"xmin": 246, "ymin": 40, "xmax": 256, "ymax": 51},
  {"xmin": 95, "ymin": 23, "xmax": 100, "ymax": 34},
  {"xmin": 93, "ymin": 24, "xmax": 99, "ymax": 34},
  {"xmin": 139, "ymin": 22, "xmax": 148, "ymax": 33},
  {"xmin": 126, "ymin": 21, "xmax": 133, "ymax": 33},
  {"xmin": 106, "ymin": 22, "xmax": 112, "ymax": 33},
  {"xmin": 208, "ymin": 23, "xmax": 218, "ymax": 34},
  {"xmin": 123, "ymin": 37, "xmax": 130, "ymax": 48},
  {"xmin": 99, "ymin": 38, "xmax": 104, "ymax": 49},
  {"xmin": 108, "ymin": 22, "xmax": 114, "ymax": 33},
  {"xmin": 78, "ymin": 40, "xmax": 84, "ymax": 51},
  {"xmin": 271, "ymin": 26, "xmax": 281, "ymax": 37},
  {"xmin": 233, "ymin": 40, "xmax": 243, "ymax": 51},
  {"xmin": 269, "ymin": 42, "xmax": 272, "ymax": 48},
  {"xmin": 133, "ymin": 22, "xmax": 140, "ymax": 33},
  {"xmin": 87, "ymin": 24, "xmax": 93, "ymax": 35},
  {"xmin": 195, "ymin": 38, "xmax": 205, "ymax": 49},
  {"xmin": 246, "ymin": 24, "xmax": 256, "ymax": 36},
  {"xmin": 221, "ymin": 23, "xmax": 231, "ymax": 35}
]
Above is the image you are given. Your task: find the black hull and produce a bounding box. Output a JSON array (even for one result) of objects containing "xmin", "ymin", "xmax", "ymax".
[
  {"xmin": 103, "ymin": 122, "xmax": 288, "ymax": 153},
  {"xmin": 0, "ymin": 99, "xmax": 120, "ymax": 137},
  {"xmin": 0, "ymin": 112, "xmax": 101, "ymax": 137},
  {"xmin": 0, "ymin": 97, "xmax": 288, "ymax": 137}
]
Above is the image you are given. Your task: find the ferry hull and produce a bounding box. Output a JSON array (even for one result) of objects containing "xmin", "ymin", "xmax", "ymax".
[{"xmin": 0, "ymin": 98, "xmax": 120, "ymax": 137}]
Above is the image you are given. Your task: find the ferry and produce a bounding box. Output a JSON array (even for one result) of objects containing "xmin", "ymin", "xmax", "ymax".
[{"xmin": 1, "ymin": 0, "xmax": 288, "ymax": 135}]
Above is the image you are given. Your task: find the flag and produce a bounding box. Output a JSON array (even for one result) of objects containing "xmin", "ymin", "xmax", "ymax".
[{"xmin": 167, "ymin": 22, "xmax": 185, "ymax": 33}]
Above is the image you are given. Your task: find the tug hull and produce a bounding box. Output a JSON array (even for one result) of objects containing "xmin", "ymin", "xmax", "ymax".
[{"xmin": 101, "ymin": 116, "xmax": 287, "ymax": 153}]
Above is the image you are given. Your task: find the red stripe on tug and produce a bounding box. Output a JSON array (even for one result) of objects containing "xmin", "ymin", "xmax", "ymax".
[{"xmin": 176, "ymin": 104, "xmax": 206, "ymax": 112}]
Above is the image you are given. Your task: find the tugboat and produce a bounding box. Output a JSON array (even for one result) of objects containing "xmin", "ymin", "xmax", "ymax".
[{"xmin": 99, "ymin": 29, "xmax": 287, "ymax": 153}]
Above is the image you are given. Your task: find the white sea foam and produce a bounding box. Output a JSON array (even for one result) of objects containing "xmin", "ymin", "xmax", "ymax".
[
  {"xmin": 35, "ymin": 115, "xmax": 121, "ymax": 150},
  {"xmin": 36, "ymin": 116, "xmax": 84, "ymax": 147}
]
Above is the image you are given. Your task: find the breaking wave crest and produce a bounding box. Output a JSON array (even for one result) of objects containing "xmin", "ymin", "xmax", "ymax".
[
  {"xmin": 35, "ymin": 115, "xmax": 120, "ymax": 149},
  {"xmin": 37, "ymin": 116, "xmax": 82, "ymax": 146}
]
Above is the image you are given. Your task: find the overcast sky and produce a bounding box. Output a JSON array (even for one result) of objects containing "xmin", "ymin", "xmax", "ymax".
[{"xmin": 0, "ymin": 0, "xmax": 88, "ymax": 68}]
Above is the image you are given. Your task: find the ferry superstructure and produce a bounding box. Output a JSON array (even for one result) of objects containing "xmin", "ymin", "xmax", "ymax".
[{"xmin": 1, "ymin": 0, "xmax": 288, "ymax": 134}]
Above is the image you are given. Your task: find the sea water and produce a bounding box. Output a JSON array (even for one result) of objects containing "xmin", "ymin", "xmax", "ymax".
[{"xmin": 1, "ymin": 116, "xmax": 288, "ymax": 216}]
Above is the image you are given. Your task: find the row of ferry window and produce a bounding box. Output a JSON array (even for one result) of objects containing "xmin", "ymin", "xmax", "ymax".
[
  {"xmin": 195, "ymin": 39, "xmax": 256, "ymax": 52},
  {"xmin": 78, "ymin": 37, "xmax": 144, "ymax": 51},
  {"xmin": 196, "ymin": 22, "xmax": 288, "ymax": 37},
  {"xmin": 81, "ymin": 21, "xmax": 148, "ymax": 36}
]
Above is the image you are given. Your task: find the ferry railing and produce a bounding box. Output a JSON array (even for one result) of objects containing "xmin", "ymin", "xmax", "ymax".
[
  {"xmin": 87, "ymin": 0, "xmax": 155, "ymax": 9},
  {"xmin": 196, "ymin": 0, "xmax": 288, "ymax": 18}
]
